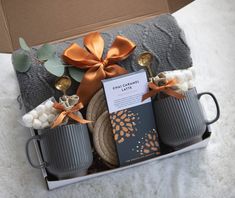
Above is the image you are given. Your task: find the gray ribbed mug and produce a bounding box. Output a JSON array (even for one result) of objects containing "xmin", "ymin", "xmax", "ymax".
[
  {"xmin": 26, "ymin": 123, "xmax": 93, "ymax": 179},
  {"xmin": 153, "ymin": 88, "xmax": 220, "ymax": 150}
]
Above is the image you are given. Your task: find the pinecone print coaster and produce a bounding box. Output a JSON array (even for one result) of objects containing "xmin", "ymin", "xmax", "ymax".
[
  {"xmin": 86, "ymin": 89, "xmax": 107, "ymax": 133},
  {"xmin": 110, "ymin": 109, "xmax": 140, "ymax": 144},
  {"xmin": 134, "ymin": 129, "xmax": 161, "ymax": 156},
  {"xmin": 93, "ymin": 111, "xmax": 118, "ymax": 166}
]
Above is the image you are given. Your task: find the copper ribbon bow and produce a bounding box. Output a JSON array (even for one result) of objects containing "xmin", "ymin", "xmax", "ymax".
[
  {"xmin": 51, "ymin": 102, "xmax": 91, "ymax": 129},
  {"xmin": 142, "ymin": 79, "xmax": 185, "ymax": 101},
  {"xmin": 63, "ymin": 32, "xmax": 136, "ymax": 105}
]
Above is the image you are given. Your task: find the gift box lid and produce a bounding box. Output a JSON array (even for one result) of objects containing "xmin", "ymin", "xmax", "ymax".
[{"xmin": 0, "ymin": 0, "xmax": 192, "ymax": 53}]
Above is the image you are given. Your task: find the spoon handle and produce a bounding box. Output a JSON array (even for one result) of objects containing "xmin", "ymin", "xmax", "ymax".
[{"xmin": 146, "ymin": 65, "xmax": 154, "ymax": 78}]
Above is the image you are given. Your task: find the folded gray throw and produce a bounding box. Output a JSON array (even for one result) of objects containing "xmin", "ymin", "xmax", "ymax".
[{"xmin": 14, "ymin": 14, "xmax": 192, "ymax": 112}]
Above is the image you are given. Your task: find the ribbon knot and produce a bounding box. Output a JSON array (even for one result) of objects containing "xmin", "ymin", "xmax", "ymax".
[
  {"xmin": 51, "ymin": 102, "xmax": 92, "ymax": 129},
  {"xmin": 101, "ymin": 59, "xmax": 108, "ymax": 67},
  {"xmin": 142, "ymin": 79, "xmax": 185, "ymax": 101},
  {"xmin": 63, "ymin": 32, "xmax": 136, "ymax": 105}
]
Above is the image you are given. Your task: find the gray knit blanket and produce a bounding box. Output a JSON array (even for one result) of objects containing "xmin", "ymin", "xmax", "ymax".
[{"xmin": 14, "ymin": 14, "xmax": 192, "ymax": 112}]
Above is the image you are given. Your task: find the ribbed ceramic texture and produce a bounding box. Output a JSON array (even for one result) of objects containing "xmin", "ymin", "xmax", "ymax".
[
  {"xmin": 14, "ymin": 14, "xmax": 192, "ymax": 112},
  {"xmin": 154, "ymin": 88, "xmax": 206, "ymax": 148},
  {"xmin": 39, "ymin": 124, "xmax": 93, "ymax": 179}
]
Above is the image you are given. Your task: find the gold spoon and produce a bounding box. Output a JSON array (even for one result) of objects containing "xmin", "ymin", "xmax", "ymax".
[
  {"xmin": 137, "ymin": 52, "xmax": 154, "ymax": 80},
  {"xmin": 55, "ymin": 75, "xmax": 72, "ymax": 95}
]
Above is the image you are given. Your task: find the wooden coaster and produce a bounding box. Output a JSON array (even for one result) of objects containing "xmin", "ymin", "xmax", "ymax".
[
  {"xmin": 93, "ymin": 111, "xmax": 118, "ymax": 166},
  {"xmin": 86, "ymin": 89, "xmax": 107, "ymax": 133}
]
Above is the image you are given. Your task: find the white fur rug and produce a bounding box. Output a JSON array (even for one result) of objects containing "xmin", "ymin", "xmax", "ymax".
[{"xmin": 0, "ymin": 0, "xmax": 234, "ymax": 197}]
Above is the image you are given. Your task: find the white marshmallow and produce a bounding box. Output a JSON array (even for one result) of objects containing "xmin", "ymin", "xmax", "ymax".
[
  {"xmin": 51, "ymin": 107, "xmax": 59, "ymax": 114},
  {"xmin": 184, "ymin": 70, "xmax": 193, "ymax": 81},
  {"xmin": 29, "ymin": 110, "xmax": 38, "ymax": 119},
  {"xmin": 33, "ymin": 119, "xmax": 42, "ymax": 129},
  {"xmin": 173, "ymin": 70, "xmax": 182, "ymax": 76},
  {"xmin": 22, "ymin": 114, "xmax": 33, "ymax": 125},
  {"xmin": 175, "ymin": 73, "xmax": 185, "ymax": 83},
  {"xmin": 36, "ymin": 105, "xmax": 46, "ymax": 115},
  {"xmin": 180, "ymin": 82, "xmax": 189, "ymax": 92},
  {"xmin": 41, "ymin": 121, "xmax": 50, "ymax": 129},
  {"xmin": 38, "ymin": 113, "xmax": 48, "ymax": 122},
  {"xmin": 48, "ymin": 114, "xmax": 56, "ymax": 123},
  {"xmin": 45, "ymin": 100, "xmax": 54, "ymax": 110},
  {"xmin": 43, "ymin": 108, "xmax": 50, "ymax": 114},
  {"xmin": 165, "ymin": 73, "xmax": 174, "ymax": 81},
  {"xmin": 188, "ymin": 80, "xmax": 194, "ymax": 89}
]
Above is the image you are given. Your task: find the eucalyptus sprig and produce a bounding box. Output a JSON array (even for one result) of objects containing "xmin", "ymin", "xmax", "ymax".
[{"xmin": 12, "ymin": 37, "xmax": 85, "ymax": 82}]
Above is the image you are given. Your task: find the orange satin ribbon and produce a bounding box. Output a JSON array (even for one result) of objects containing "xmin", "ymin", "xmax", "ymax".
[
  {"xmin": 63, "ymin": 32, "xmax": 136, "ymax": 105},
  {"xmin": 51, "ymin": 102, "xmax": 92, "ymax": 129},
  {"xmin": 142, "ymin": 79, "xmax": 185, "ymax": 101}
]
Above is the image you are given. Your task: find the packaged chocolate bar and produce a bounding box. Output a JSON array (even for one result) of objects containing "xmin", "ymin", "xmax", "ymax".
[{"xmin": 102, "ymin": 70, "xmax": 161, "ymax": 166}]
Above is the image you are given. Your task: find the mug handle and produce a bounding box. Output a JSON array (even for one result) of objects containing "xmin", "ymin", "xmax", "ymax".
[
  {"xmin": 198, "ymin": 92, "xmax": 220, "ymax": 125},
  {"xmin": 25, "ymin": 135, "xmax": 47, "ymax": 169}
]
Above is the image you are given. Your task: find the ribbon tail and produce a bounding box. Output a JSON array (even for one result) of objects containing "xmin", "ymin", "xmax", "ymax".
[
  {"xmin": 51, "ymin": 112, "xmax": 67, "ymax": 129},
  {"xmin": 142, "ymin": 90, "xmax": 158, "ymax": 101},
  {"xmin": 68, "ymin": 113, "xmax": 92, "ymax": 124},
  {"xmin": 53, "ymin": 102, "xmax": 66, "ymax": 111},
  {"xmin": 77, "ymin": 65, "xmax": 106, "ymax": 105}
]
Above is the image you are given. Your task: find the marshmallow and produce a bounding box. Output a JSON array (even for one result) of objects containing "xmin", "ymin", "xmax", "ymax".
[
  {"xmin": 165, "ymin": 73, "xmax": 174, "ymax": 81},
  {"xmin": 38, "ymin": 113, "xmax": 48, "ymax": 122},
  {"xmin": 36, "ymin": 105, "xmax": 46, "ymax": 115},
  {"xmin": 22, "ymin": 114, "xmax": 33, "ymax": 125},
  {"xmin": 184, "ymin": 70, "xmax": 193, "ymax": 81},
  {"xmin": 175, "ymin": 73, "xmax": 185, "ymax": 83},
  {"xmin": 45, "ymin": 100, "xmax": 54, "ymax": 110},
  {"xmin": 48, "ymin": 114, "xmax": 56, "ymax": 123},
  {"xmin": 33, "ymin": 119, "xmax": 42, "ymax": 129},
  {"xmin": 41, "ymin": 121, "xmax": 50, "ymax": 129},
  {"xmin": 21, "ymin": 98, "xmax": 58, "ymax": 129},
  {"xmin": 44, "ymin": 108, "xmax": 51, "ymax": 114},
  {"xmin": 29, "ymin": 110, "xmax": 38, "ymax": 119},
  {"xmin": 180, "ymin": 82, "xmax": 189, "ymax": 92},
  {"xmin": 51, "ymin": 107, "xmax": 59, "ymax": 114},
  {"xmin": 188, "ymin": 80, "xmax": 194, "ymax": 89}
]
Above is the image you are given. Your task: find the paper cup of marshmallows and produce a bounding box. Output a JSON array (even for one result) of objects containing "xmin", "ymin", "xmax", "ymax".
[
  {"xmin": 20, "ymin": 97, "xmax": 59, "ymax": 129},
  {"xmin": 153, "ymin": 67, "xmax": 196, "ymax": 92}
]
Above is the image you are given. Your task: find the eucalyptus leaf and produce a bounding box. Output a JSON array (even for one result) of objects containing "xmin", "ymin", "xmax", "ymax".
[
  {"xmin": 37, "ymin": 44, "xmax": 56, "ymax": 61},
  {"xmin": 44, "ymin": 57, "xmax": 65, "ymax": 77},
  {"xmin": 12, "ymin": 52, "xmax": 31, "ymax": 73},
  {"xmin": 19, "ymin": 37, "xmax": 30, "ymax": 51},
  {"xmin": 68, "ymin": 67, "xmax": 85, "ymax": 82}
]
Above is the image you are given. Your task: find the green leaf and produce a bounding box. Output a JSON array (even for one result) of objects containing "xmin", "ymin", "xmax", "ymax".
[
  {"xmin": 19, "ymin": 37, "xmax": 30, "ymax": 51},
  {"xmin": 44, "ymin": 57, "xmax": 65, "ymax": 77},
  {"xmin": 12, "ymin": 52, "xmax": 31, "ymax": 73},
  {"xmin": 68, "ymin": 67, "xmax": 85, "ymax": 82},
  {"xmin": 37, "ymin": 44, "xmax": 56, "ymax": 61}
]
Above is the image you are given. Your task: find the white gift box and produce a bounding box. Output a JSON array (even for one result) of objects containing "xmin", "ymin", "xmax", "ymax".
[{"xmin": 29, "ymin": 127, "xmax": 211, "ymax": 190}]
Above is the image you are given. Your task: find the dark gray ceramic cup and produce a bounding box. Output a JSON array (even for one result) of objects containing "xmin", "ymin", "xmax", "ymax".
[
  {"xmin": 26, "ymin": 123, "xmax": 93, "ymax": 179},
  {"xmin": 153, "ymin": 88, "xmax": 220, "ymax": 150}
]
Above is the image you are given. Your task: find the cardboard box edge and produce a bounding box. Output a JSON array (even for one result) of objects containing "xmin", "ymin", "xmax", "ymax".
[
  {"xmin": 0, "ymin": 0, "xmax": 193, "ymax": 53},
  {"xmin": 0, "ymin": 0, "xmax": 13, "ymax": 52}
]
